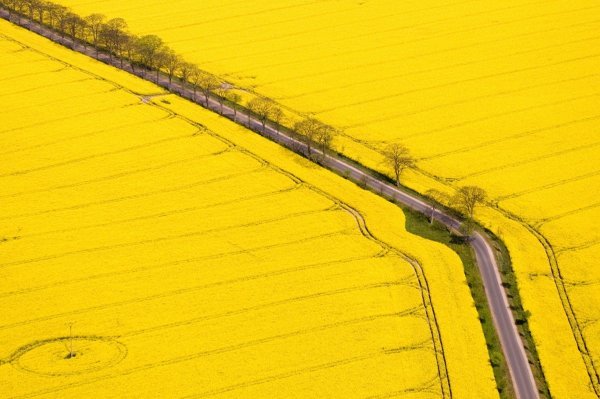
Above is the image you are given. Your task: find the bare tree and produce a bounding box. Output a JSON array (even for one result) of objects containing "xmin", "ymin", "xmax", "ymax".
[
  {"xmin": 214, "ymin": 87, "xmax": 229, "ymax": 115},
  {"xmin": 3, "ymin": 0, "xmax": 19, "ymax": 19},
  {"xmin": 194, "ymin": 71, "xmax": 220, "ymax": 106},
  {"xmin": 451, "ymin": 186, "xmax": 487, "ymax": 221},
  {"xmin": 100, "ymin": 17, "xmax": 127, "ymax": 62},
  {"xmin": 271, "ymin": 107, "xmax": 284, "ymax": 135},
  {"xmin": 293, "ymin": 117, "xmax": 336, "ymax": 158},
  {"xmin": 152, "ymin": 46, "xmax": 169, "ymax": 83},
  {"xmin": 425, "ymin": 189, "xmax": 449, "ymax": 224},
  {"xmin": 49, "ymin": 4, "xmax": 69, "ymax": 38},
  {"xmin": 10, "ymin": 0, "xmax": 26, "ymax": 23},
  {"xmin": 315, "ymin": 123, "xmax": 336, "ymax": 158},
  {"xmin": 294, "ymin": 117, "xmax": 321, "ymax": 157},
  {"xmin": 178, "ymin": 61, "xmax": 194, "ymax": 88},
  {"xmin": 45, "ymin": 2, "xmax": 65, "ymax": 29},
  {"xmin": 382, "ymin": 143, "xmax": 415, "ymax": 187},
  {"xmin": 134, "ymin": 34, "xmax": 162, "ymax": 77},
  {"xmin": 188, "ymin": 64, "xmax": 201, "ymax": 101},
  {"xmin": 6, "ymin": 0, "xmax": 25, "ymax": 22},
  {"xmin": 224, "ymin": 91, "xmax": 242, "ymax": 121},
  {"xmin": 78, "ymin": 17, "xmax": 90, "ymax": 49},
  {"xmin": 64, "ymin": 12, "xmax": 86, "ymax": 44},
  {"xmin": 37, "ymin": 0, "xmax": 52, "ymax": 25},
  {"xmin": 98, "ymin": 19, "xmax": 112, "ymax": 56},
  {"xmin": 120, "ymin": 33, "xmax": 138, "ymax": 72},
  {"xmin": 114, "ymin": 32, "xmax": 131, "ymax": 67},
  {"xmin": 84, "ymin": 13, "xmax": 105, "ymax": 55},
  {"xmin": 247, "ymin": 97, "xmax": 279, "ymax": 133},
  {"xmin": 22, "ymin": 0, "xmax": 40, "ymax": 21},
  {"xmin": 161, "ymin": 47, "xmax": 181, "ymax": 87}
]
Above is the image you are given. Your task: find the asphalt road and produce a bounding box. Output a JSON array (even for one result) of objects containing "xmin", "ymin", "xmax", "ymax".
[
  {"xmin": 1, "ymin": 9, "xmax": 540, "ymax": 399},
  {"xmin": 247, "ymin": 118, "xmax": 540, "ymax": 399}
]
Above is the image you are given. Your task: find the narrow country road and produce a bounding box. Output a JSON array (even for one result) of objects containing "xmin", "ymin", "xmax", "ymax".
[{"xmin": 1, "ymin": 10, "xmax": 540, "ymax": 399}]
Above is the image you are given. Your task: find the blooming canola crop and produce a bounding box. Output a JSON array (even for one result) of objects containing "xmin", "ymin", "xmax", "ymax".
[
  {"xmin": 46, "ymin": 1, "xmax": 600, "ymax": 396},
  {"xmin": 0, "ymin": 20, "xmax": 497, "ymax": 398}
]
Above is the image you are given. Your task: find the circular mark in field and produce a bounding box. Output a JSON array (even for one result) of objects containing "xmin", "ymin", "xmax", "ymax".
[{"xmin": 11, "ymin": 336, "xmax": 127, "ymax": 376}]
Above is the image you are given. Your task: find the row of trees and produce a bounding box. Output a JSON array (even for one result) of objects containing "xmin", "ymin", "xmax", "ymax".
[
  {"xmin": 382, "ymin": 143, "xmax": 486, "ymax": 232},
  {"xmin": 2, "ymin": 0, "xmax": 485, "ymax": 229},
  {"xmin": 2, "ymin": 0, "xmax": 222, "ymax": 93},
  {"xmin": 1, "ymin": 0, "xmax": 339, "ymax": 156},
  {"xmin": 243, "ymin": 97, "xmax": 337, "ymax": 157},
  {"xmin": 427, "ymin": 185, "xmax": 487, "ymax": 232}
]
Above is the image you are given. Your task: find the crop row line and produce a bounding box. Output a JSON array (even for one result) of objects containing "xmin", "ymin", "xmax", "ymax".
[
  {"xmin": 0, "ymin": 165, "xmax": 267, "ymax": 221},
  {"xmin": 284, "ymin": 34, "xmax": 600, "ymax": 104},
  {"xmin": 0, "ymin": 228, "xmax": 357, "ymax": 331},
  {"xmin": 492, "ymin": 206, "xmax": 600, "ymax": 395},
  {"xmin": 0, "ymin": 206, "xmax": 344, "ymax": 269},
  {"xmin": 219, "ymin": 0, "xmax": 578, "ymax": 73}
]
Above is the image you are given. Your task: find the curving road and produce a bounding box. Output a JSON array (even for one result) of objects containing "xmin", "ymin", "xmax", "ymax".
[
  {"xmin": 250, "ymin": 118, "xmax": 540, "ymax": 399},
  {"xmin": 1, "ymin": 9, "xmax": 539, "ymax": 399}
]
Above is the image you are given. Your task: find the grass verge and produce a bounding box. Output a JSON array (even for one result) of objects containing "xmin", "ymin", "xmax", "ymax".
[
  {"xmin": 491, "ymin": 231, "xmax": 551, "ymax": 399},
  {"xmin": 399, "ymin": 204, "xmax": 516, "ymax": 399}
]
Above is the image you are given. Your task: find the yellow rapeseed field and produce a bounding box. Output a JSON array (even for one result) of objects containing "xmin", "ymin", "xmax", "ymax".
[
  {"xmin": 0, "ymin": 20, "xmax": 497, "ymax": 398},
  {"xmin": 48, "ymin": 1, "xmax": 600, "ymax": 397}
]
